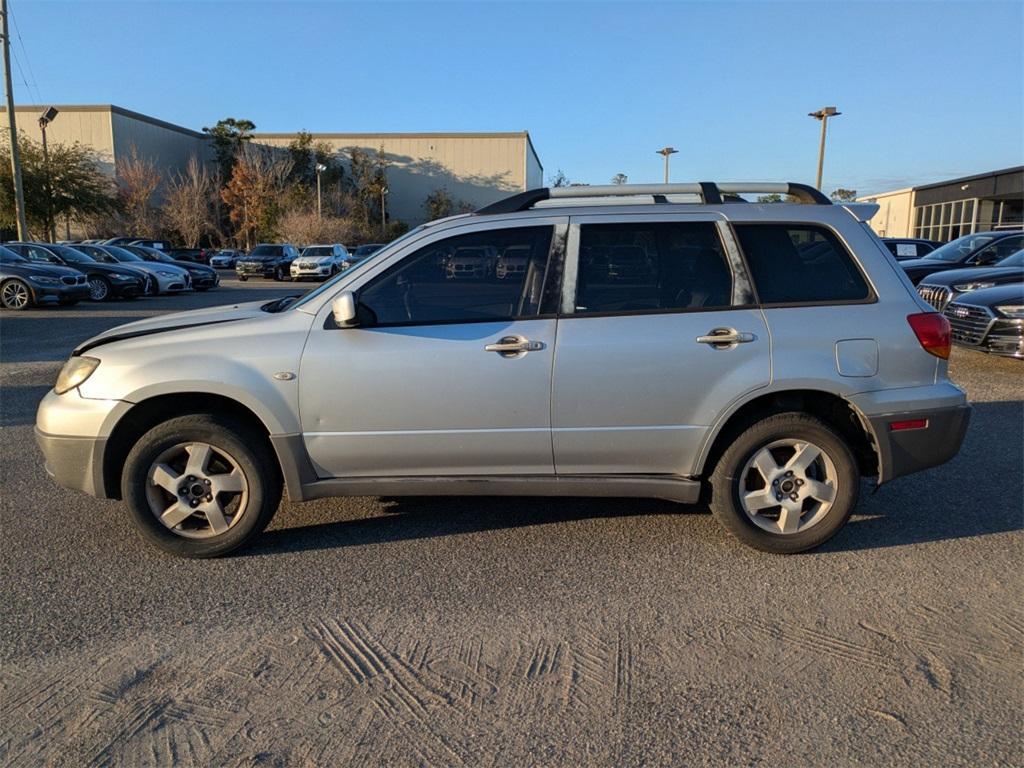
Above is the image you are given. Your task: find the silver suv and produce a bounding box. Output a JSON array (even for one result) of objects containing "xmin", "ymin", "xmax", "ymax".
[{"xmin": 35, "ymin": 182, "xmax": 970, "ymax": 557}]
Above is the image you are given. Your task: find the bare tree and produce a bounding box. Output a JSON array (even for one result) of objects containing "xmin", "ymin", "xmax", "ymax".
[
  {"xmin": 221, "ymin": 146, "xmax": 293, "ymax": 248},
  {"xmin": 161, "ymin": 155, "xmax": 215, "ymax": 247},
  {"xmin": 116, "ymin": 144, "xmax": 162, "ymax": 236}
]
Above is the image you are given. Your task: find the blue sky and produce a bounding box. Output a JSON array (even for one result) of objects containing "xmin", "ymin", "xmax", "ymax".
[{"xmin": 7, "ymin": 0, "xmax": 1023, "ymax": 194}]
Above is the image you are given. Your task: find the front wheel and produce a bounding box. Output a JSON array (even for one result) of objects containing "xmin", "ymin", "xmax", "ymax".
[
  {"xmin": 708, "ymin": 412, "xmax": 859, "ymax": 554},
  {"xmin": 88, "ymin": 276, "xmax": 111, "ymax": 302},
  {"xmin": 122, "ymin": 414, "xmax": 283, "ymax": 558},
  {"xmin": 1, "ymin": 279, "xmax": 32, "ymax": 310},
  {"xmin": 237, "ymin": 275, "xmax": 248, "ymax": 282}
]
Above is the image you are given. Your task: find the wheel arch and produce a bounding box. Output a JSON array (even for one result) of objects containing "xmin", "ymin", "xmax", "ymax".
[{"xmin": 695, "ymin": 388, "xmax": 880, "ymax": 481}]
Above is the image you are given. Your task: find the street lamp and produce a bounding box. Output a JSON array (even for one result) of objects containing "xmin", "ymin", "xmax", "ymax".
[
  {"xmin": 656, "ymin": 146, "xmax": 678, "ymax": 184},
  {"xmin": 315, "ymin": 162, "xmax": 327, "ymax": 219},
  {"xmin": 380, "ymin": 187, "xmax": 388, "ymax": 236},
  {"xmin": 808, "ymin": 106, "xmax": 840, "ymax": 191},
  {"xmin": 38, "ymin": 106, "xmax": 59, "ymax": 241}
]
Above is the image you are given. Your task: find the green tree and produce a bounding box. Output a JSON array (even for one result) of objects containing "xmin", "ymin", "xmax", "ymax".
[
  {"xmin": 424, "ymin": 187, "xmax": 454, "ymax": 220},
  {"xmin": 202, "ymin": 117, "xmax": 256, "ymax": 180},
  {"xmin": 611, "ymin": 173, "xmax": 628, "ymax": 185},
  {"xmin": 0, "ymin": 132, "xmax": 118, "ymax": 240},
  {"xmin": 348, "ymin": 146, "xmax": 390, "ymax": 235},
  {"xmin": 830, "ymin": 188, "xmax": 858, "ymax": 202}
]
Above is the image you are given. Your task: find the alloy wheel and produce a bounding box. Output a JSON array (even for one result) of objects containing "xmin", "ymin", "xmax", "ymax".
[
  {"xmin": 145, "ymin": 442, "xmax": 249, "ymax": 539},
  {"xmin": 738, "ymin": 439, "xmax": 838, "ymax": 535},
  {"xmin": 88, "ymin": 278, "xmax": 109, "ymax": 301},
  {"xmin": 1, "ymin": 280, "xmax": 30, "ymax": 309}
]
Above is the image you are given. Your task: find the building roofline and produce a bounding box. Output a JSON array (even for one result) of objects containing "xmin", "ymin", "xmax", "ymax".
[
  {"xmin": 1, "ymin": 103, "xmax": 207, "ymax": 139},
  {"xmin": 250, "ymin": 130, "xmax": 533, "ymax": 140},
  {"xmin": 914, "ymin": 165, "xmax": 1024, "ymax": 191}
]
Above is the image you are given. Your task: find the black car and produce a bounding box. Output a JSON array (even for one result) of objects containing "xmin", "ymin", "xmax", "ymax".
[
  {"xmin": 6, "ymin": 242, "xmax": 147, "ymax": 301},
  {"xmin": 341, "ymin": 243, "xmax": 385, "ymax": 269},
  {"xmin": 0, "ymin": 245, "xmax": 91, "ymax": 310},
  {"xmin": 881, "ymin": 237, "xmax": 943, "ymax": 260},
  {"xmin": 121, "ymin": 245, "xmax": 219, "ymax": 291},
  {"xmin": 900, "ymin": 230, "xmax": 1024, "ymax": 285},
  {"xmin": 235, "ymin": 244, "xmax": 300, "ymax": 281},
  {"xmin": 167, "ymin": 247, "xmax": 210, "ymax": 264},
  {"xmin": 943, "ymin": 283, "xmax": 1024, "ymax": 359},
  {"xmin": 916, "ymin": 249, "xmax": 1024, "ymax": 311}
]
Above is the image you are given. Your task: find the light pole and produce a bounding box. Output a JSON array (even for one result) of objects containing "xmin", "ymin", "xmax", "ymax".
[
  {"xmin": 808, "ymin": 106, "xmax": 840, "ymax": 191},
  {"xmin": 1, "ymin": 0, "xmax": 28, "ymax": 240},
  {"xmin": 38, "ymin": 106, "xmax": 58, "ymax": 242},
  {"xmin": 656, "ymin": 146, "xmax": 678, "ymax": 183},
  {"xmin": 315, "ymin": 162, "xmax": 327, "ymax": 219},
  {"xmin": 380, "ymin": 186, "xmax": 388, "ymax": 236}
]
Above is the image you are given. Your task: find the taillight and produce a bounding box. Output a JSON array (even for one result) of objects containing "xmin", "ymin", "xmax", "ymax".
[{"xmin": 907, "ymin": 312, "xmax": 951, "ymax": 359}]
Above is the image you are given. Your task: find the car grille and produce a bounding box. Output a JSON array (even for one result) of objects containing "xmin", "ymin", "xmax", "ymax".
[
  {"xmin": 61, "ymin": 275, "xmax": 87, "ymax": 286},
  {"xmin": 917, "ymin": 284, "xmax": 952, "ymax": 311},
  {"xmin": 943, "ymin": 302, "xmax": 993, "ymax": 346}
]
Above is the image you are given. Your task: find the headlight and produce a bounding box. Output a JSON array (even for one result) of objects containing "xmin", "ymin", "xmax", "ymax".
[
  {"xmin": 995, "ymin": 304, "xmax": 1024, "ymax": 318},
  {"xmin": 108, "ymin": 272, "xmax": 130, "ymax": 280},
  {"xmin": 55, "ymin": 356, "xmax": 100, "ymax": 395},
  {"xmin": 156, "ymin": 270, "xmax": 176, "ymax": 277},
  {"xmin": 953, "ymin": 281, "xmax": 996, "ymax": 291},
  {"xmin": 27, "ymin": 274, "xmax": 60, "ymax": 285}
]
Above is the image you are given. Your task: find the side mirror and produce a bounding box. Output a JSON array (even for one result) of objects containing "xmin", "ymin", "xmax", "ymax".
[{"xmin": 331, "ymin": 291, "xmax": 358, "ymax": 327}]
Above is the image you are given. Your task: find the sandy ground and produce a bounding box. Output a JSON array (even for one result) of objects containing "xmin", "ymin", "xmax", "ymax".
[{"xmin": 1, "ymin": 281, "xmax": 1021, "ymax": 766}]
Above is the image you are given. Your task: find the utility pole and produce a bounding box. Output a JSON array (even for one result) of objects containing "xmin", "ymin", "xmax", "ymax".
[
  {"xmin": 315, "ymin": 162, "xmax": 326, "ymax": 219},
  {"xmin": 380, "ymin": 187, "xmax": 387, "ymax": 236},
  {"xmin": 656, "ymin": 146, "xmax": 678, "ymax": 184},
  {"xmin": 1, "ymin": 0, "xmax": 28, "ymax": 240},
  {"xmin": 808, "ymin": 106, "xmax": 841, "ymax": 190},
  {"xmin": 39, "ymin": 107, "xmax": 58, "ymax": 242}
]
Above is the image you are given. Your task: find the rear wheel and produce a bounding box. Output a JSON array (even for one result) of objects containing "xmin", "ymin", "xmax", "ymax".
[
  {"xmin": 88, "ymin": 276, "xmax": 111, "ymax": 302},
  {"xmin": 122, "ymin": 414, "xmax": 282, "ymax": 558},
  {"xmin": 238, "ymin": 275, "xmax": 248, "ymax": 282},
  {"xmin": 709, "ymin": 412, "xmax": 859, "ymax": 553},
  {"xmin": 1, "ymin": 279, "xmax": 32, "ymax": 310}
]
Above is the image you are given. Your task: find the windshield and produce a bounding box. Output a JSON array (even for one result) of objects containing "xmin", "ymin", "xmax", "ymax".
[
  {"xmin": 51, "ymin": 244, "xmax": 96, "ymax": 263},
  {"xmin": 355, "ymin": 245, "xmax": 383, "ymax": 257},
  {"xmin": 997, "ymin": 250, "xmax": 1024, "ymax": 268},
  {"xmin": 924, "ymin": 233, "xmax": 997, "ymax": 262},
  {"xmin": 250, "ymin": 245, "xmax": 283, "ymax": 257},
  {"xmin": 0, "ymin": 245, "xmax": 27, "ymax": 263},
  {"xmin": 303, "ymin": 247, "xmax": 334, "ymax": 257},
  {"xmin": 290, "ymin": 227, "xmax": 425, "ymax": 311},
  {"xmin": 105, "ymin": 245, "xmax": 143, "ymax": 262}
]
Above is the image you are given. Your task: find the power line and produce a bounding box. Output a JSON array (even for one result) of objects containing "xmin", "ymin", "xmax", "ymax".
[{"xmin": 8, "ymin": 2, "xmax": 41, "ymax": 105}]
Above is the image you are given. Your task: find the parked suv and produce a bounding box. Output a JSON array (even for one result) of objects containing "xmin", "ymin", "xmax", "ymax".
[
  {"xmin": 235, "ymin": 244, "xmax": 299, "ymax": 281},
  {"xmin": 35, "ymin": 182, "xmax": 970, "ymax": 557},
  {"xmin": 290, "ymin": 244, "xmax": 351, "ymax": 280}
]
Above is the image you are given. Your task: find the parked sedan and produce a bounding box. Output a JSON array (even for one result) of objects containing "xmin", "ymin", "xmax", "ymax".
[
  {"xmin": 209, "ymin": 249, "xmax": 245, "ymax": 269},
  {"xmin": 290, "ymin": 244, "xmax": 351, "ymax": 281},
  {"xmin": 0, "ymin": 245, "xmax": 90, "ymax": 310},
  {"xmin": 74, "ymin": 244, "xmax": 192, "ymax": 294},
  {"xmin": 121, "ymin": 245, "xmax": 219, "ymax": 291},
  {"xmin": 881, "ymin": 237, "xmax": 943, "ymax": 260},
  {"xmin": 168, "ymin": 247, "xmax": 210, "ymax": 264},
  {"xmin": 900, "ymin": 230, "xmax": 1024, "ymax": 285},
  {"xmin": 235, "ymin": 243, "xmax": 300, "ymax": 281},
  {"xmin": 943, "ymin": 284, "xmax": 1024, "ymax": 358},
  {"xmin": 6, "ymin": 242, "xmax": 147, "ymax": 301},
  {"xmin": 917, "ymin": 250, "xmax": 1024, "ymax": 311}
]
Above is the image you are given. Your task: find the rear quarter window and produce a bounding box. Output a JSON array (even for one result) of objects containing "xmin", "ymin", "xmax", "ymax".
[{"xmin": 734, "ymin": 224, "xmax": 871, "ymax": 304}]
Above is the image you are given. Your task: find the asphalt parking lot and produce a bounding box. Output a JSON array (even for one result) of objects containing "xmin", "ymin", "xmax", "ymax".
[{"xmin": 1, "ymin": 278, "xmax": 1021, "ymax": 766}]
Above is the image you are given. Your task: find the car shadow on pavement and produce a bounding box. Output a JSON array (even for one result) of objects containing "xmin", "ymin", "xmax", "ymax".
[
  {"xmin": 254, "ymin": 400, "xmax": 1022, "ymax": 557},
  {"xmin": 0, "ymin": 385, "xmax": 53, "ymax": 426}
]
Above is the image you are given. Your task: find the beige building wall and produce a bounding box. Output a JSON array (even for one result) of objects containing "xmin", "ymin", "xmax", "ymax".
[
  {"xmin": 856, "ymin": 187, "xmax": 916, "ymax": 238},
  {"xmin": 253, "ymin": 132, "xmax": 542, "ymax": 223},
  {"xmin": 2, "ymin": 105, "xmax": 117, "ymax": 173}
]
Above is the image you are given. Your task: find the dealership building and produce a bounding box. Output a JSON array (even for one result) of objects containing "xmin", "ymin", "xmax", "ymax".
[
  {"xmin": 1, "ymin": 104, "xmax": 543, "ymax": 224},
  {"xmin": 857, "ymin": 166, "xmax": 1023, "ymax": 242}
]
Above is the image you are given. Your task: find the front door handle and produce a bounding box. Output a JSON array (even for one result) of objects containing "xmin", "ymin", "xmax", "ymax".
[
  {"xmin": 484, "ymin": 336, "xmax": 545, "ymax": 358},
  {"xmin": 696, "ymin": 327, "xmax": 756, "ymax": 348}
]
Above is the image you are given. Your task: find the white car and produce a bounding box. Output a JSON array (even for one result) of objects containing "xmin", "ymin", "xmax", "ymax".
[
  {"xmin": 209, "ymin": 250, "xmax": 244, "ymax": 269},
  {"xmin": 290, "ymin": 244, "xmax": 351, "ymax": 281}
]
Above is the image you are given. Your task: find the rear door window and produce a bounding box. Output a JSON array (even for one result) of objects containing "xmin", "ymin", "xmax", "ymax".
[
  {"xmin": 734, "ymin": 224, "xmax": 871, "ymax": 304},
  {"xmin": 573, "ymin": 221, "xmax": 734, "ymax": 314}
]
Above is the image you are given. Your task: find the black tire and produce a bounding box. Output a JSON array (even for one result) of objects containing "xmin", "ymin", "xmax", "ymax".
[
  {"xmin": 274, "ymin": 267, "xmax": 284, "ymax": 281},
  {"xmin": 238, "ymin": 275, "xmax": 248, "ymax": 282},
  {"xmin": 0, "ymin": 278, "xmax": 32, "ymax": 310},
  {"xmin": 88, "ymin": 276, "xmax": 111, "ymax": 302},
  {"xmin": 121, "ymin": 414, "xmax": 282, "ymax": 558},
  {"xmin": 708, "ymin": 412, "xmax": 860, "ymax": 554}
]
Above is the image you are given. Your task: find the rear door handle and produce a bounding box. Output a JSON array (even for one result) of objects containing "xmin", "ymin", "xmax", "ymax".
[
  {"xmin": 485, "ymin": 336, "xmax": 545, "ymax": 357},
  {"xmin": 696, "ymin": 327, "xmax": 756, "ymax": 347}
]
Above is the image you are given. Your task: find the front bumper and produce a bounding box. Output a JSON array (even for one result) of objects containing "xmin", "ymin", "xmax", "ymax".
[
  {"xmin": 109, "ymin": 277, "xmax": 144, "ymax": 298},
  {"xmin": 154, "ymin": 273, "xmax": 191, "ymax": 293},
  {"xmin": 36, "ymin": 427, "xmax": 108, "ymax": 497},
  {"xmin": 236, "ymin": 263, "xmax": 276, "ymax": 278},
  {"xmin": 866, "ymin": 405, "xmax": 971, "ymax": 484},
  {"xmin": 291, "ymin": 265, "xmax": 333, "ymax": 280},
  {"xmin": 27, "ymin": 280, "xmax": 90, "ymax": 304},
  {"xmin": 189, "ymin": 272, "xmax": 219, "ymax": 289}
]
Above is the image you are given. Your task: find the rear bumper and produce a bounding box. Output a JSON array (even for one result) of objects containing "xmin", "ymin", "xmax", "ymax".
[{"xmin": 866, "ymin": 404, "xmax": 971, "ymax": 484}]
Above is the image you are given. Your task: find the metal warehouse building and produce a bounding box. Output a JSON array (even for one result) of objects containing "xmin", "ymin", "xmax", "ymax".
[
  {"xmin": 1, "ymin": 104, "xmax": 543, "ymax": 224},
  {"xmin": 857, "ymin": 166, "xmax": 1023, "ymax": 241}
]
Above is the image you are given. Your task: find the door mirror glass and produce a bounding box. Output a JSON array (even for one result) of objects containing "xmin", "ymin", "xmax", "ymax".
[{"xmin": 332, "ymin": 291, "xmax": 358, "ymax": 327}]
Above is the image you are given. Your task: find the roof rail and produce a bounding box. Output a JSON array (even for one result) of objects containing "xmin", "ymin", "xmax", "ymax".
[{"xmin": 475, "ymin": 181, "xmax": 831, "ymax": 215}]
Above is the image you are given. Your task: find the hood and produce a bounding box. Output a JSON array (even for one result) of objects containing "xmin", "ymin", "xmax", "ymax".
[
  {"xmin": 239, "ymin": 254, "xmax": 278, "ymax": 262},
  {"xmin": 73, "ymin": 299, "xmax": 272, "ymax": 355},
  {"xmin": 7, "ymin": 261, "xmax": 85, "ymax": 278},
  {"xmin": 172, "ymin": 259, "xmax": 215, "ymax": 273},
  {"xmin": 950, "ymin": 283, "xmax": 1024, "ymax": 308},
  {"xmin": 919, "ymin": 265, "xmax": 1024, "ymax": 288},
  {"xmin": 900, "ymin": 257, "xmax": 959, "ymax": 272}
]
